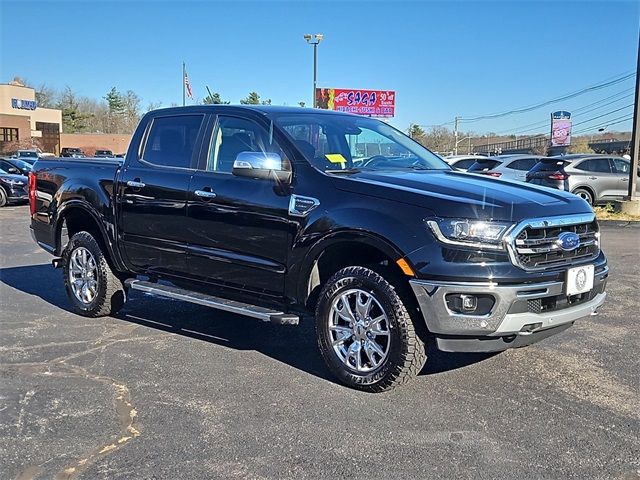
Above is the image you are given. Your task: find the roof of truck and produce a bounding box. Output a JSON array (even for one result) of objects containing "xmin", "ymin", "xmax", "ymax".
[{"xmin": 151, "ymin": 105, "xmax": 359, "ymax": 117}]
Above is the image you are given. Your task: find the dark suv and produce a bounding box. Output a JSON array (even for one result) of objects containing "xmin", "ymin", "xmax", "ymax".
[{"xmin": 61, "ymin": 147, "xmax": 85, "ymax": 158}]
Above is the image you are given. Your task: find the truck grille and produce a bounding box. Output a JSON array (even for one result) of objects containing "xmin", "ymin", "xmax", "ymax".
[{"xmin": 511, "ymin": 218, "xmax": 599, "ymax": 271}]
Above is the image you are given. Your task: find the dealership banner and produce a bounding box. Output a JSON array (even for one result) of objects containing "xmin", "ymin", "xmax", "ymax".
[
  {"xmin": 550, "ymin": 111, "xmax": 572, "ymax": 147},
  {"xmin": 315, "ymin": 88, "xmax": 395, "ymax": 118}
]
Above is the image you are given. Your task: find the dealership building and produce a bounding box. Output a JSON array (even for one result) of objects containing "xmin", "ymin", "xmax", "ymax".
[{"xmin": 0, "ymin": 83, "xmax": 62, "ymax": 155}]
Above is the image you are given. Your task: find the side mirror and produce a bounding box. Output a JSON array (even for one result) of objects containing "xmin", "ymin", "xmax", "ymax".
[{"xmin": 232, "ymin": 151, "xmax": 291, "ymax": 182}]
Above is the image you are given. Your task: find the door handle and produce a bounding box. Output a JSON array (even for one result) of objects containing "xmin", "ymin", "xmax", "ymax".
[
  {"xmin": 127, "ymin": 180, "xmax": 145, "ymax": 188},
  {"xmin": 194, "ymin": 189, "xmax": 217, "ymax": 199},
  {"xmin": 621, "ymin": 178, "xmax": 629, "ymax": 181}
]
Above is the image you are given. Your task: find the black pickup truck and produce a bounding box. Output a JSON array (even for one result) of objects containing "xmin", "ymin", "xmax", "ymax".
[{"xmin": 29, "ymin": 106, "xmax": 608, "ymax": 391}]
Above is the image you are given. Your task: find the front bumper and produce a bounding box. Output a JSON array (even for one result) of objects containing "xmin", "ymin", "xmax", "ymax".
[{"xmin": 409, "ymin": 266, "xmax": 608, "ymax": 352}]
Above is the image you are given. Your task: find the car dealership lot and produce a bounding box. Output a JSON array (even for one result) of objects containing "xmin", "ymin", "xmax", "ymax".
[{"xmin": 1, "ymin": 205, "xmax": 638, "ymax": 480}]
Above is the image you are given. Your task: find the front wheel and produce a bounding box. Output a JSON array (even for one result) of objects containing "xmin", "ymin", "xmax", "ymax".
[
  {"xmin": 315, "ymin": 266, "xmax": 427, "ymax": 392},
  {"xmin": 0, "ymin": 187, "xmax": 7, "ymax": 207},
  {"xmin": 62, "ymin": 231, "xmax": 126, "ymax": 317}
]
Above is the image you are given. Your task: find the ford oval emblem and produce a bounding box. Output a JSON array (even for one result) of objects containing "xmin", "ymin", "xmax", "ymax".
[{"xmin": 557, "ymin": 231, "xmax": 580, "ymax": 251}]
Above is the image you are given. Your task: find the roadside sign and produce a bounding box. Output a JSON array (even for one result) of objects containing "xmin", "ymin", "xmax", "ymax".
[{"xmin": 315, "ymin": 88, "xmax": 395, "ymax": 118}]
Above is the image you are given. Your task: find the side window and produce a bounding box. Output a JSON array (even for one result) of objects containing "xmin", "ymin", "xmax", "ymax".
[
  {"xmin": 142, "ymin": 115, "xmax": 203, "ymax": 169},
  {"xmin": 575, "ymin": 159, "xmax": 611, "ymax": 173},
  {"xmin": 207, "ymin": 116, "xmax": 289, "ymax": 173},
  {"xmin": 612, "ymin": 158, "xmax": 630, "ymax": 174},
  {"xmin": 281, "ymin": 123, "xmax": 330, "ymax": 160},
  {"xmin": 506, "ymin": 159, "xmax": 537, "ymax": 171}
]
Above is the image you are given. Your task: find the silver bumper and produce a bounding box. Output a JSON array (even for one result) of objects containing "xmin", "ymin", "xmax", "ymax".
[{"xmin": 409, "ymin": 267, "xmax": 608, "ymax": 339}]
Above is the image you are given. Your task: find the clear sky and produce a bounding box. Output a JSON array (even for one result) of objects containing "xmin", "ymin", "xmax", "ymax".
[{"xmin": 1, "ymin": 0, "xmax": 638, "ymax": 135}]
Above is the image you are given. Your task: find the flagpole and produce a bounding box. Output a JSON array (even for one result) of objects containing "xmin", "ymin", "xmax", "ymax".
[{"xmin": 182, "ymin": 62, "xmax": 186, "ymax": 107}]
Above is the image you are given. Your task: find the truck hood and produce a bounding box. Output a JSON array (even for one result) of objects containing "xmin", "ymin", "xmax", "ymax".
[{"xmin": 331, "ymin": 169, "xmax": 590, "ymax": 222}]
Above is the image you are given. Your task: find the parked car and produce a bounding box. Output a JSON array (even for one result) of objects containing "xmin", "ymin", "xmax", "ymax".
[
  {"xmin": 29, "ymin": 105, "xmax": 608, "ymax": 392},
  {"xmin": 94, "ymin": 149, "xmax": 114, "ymax": 158},
  {"xmin": 444, "ymin": 155, "xmax": 489, "ymax": 171},
  {"xmin": 10, "ymin": 149, "xmax": 40, "ymax": 165},
  {"xmin": 0, "ymin": 157, "xmax": 33, "ymax": 176},
  {"xmin": 469, "ymin": 155, "xmax": 546, "ymax": 182},
  {"xmin": 0, "ymin": 165, "xmax": 29, "ymax": 207},
  {"xmin": 61, "ymin": 147, "xmax": 85, "ymax": 158},
  {"xmin": 466, "ymin": 157, "xmax": 504, "ymax": 176},
  {"xmin": 526, "ymin": 158, "xmax": 570, "ymax": 191},
  {"xmin": 559, "ymin": 154, "xmax": 636, "ymax": 205}
]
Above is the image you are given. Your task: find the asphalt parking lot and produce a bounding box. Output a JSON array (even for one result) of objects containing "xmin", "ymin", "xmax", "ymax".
[{"xmin": 1, "ymin": 204, "xmax": 639, "ymax": 480}]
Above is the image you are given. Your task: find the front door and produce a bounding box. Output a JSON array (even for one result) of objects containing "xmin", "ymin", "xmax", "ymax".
[
  {"xmin": 186, "ymin": 114, "xmax": 292, "ymax": 297},
  {"xmin": 611, "ymin": 158, "xmax": 632, "ymax": 198},
  {"xmin": 118, "ymin": 113, "xmax": 206, "ymax": 277}
]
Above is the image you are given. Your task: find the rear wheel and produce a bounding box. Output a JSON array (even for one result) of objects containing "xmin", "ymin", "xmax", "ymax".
[
  {"xmin": 0, "ymin": 187, "xmax": 7, "ymax": 207},
  {"xmin": 573, "ymin": 188, "xmax": 594, "ymax": 205},
  {"xmin": 62, "ymin": 231, "xmax": 126, "ymax": 317},
  {"xmin": 315, "ymin": 266, "xmax": 427, "ymax": 392}
]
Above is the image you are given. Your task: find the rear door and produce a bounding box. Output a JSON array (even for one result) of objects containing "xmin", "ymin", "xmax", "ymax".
[
  {"xmin": 185, "ymin": 113, "xmax": 293, "ymax": 297},
  {"xmin": 117, "ymin": 113, "xmax": 206, "ymax": 276}
]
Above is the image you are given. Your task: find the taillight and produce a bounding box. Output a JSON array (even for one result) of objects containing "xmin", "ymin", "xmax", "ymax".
[
  {"xmin": 548, "ymin": 173, "xmax": 567, "ymax": 180},
  {"xmin": 486, "ymin": 172, "xmax": 502, "ymax": 177},
  {"xmin": 28, "ymin": 172, "xmax": 37, "ymax": 215}
]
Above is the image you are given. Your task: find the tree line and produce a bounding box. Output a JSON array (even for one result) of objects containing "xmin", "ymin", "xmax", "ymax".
[{"xmin": 14, "ymin": 77, "xmax": 302, "ymax": 134}]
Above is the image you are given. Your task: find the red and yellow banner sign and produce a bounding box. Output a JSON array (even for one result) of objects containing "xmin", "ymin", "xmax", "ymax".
[{"xmin": 315, "ymin": 88, "xmax": 395, "ymax": 118}]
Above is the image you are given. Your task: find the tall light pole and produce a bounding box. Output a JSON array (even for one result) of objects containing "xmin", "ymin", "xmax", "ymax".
[
  {"xmin": 628, "ymin": 31, "xmax": 639, "ymax": 200},
  {"xmin": 304, "ymin": 33, "xmax": 323, "ymax": 107}
]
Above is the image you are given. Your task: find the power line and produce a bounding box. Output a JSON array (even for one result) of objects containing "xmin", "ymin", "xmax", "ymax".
[
  {"xmin": 570, "ymin": 104, "xmax": 634, "ymax": 128},
  {"xmin": 494, "ymin": 91, "xmax": 635, "ymax": 137},
  {"xmin": 459, "ymin": 71, "xmax": 635, "ymax": 123},
  {"xmin": 572, "ymin": 114, "xmax": 634, "ymax": 136}
]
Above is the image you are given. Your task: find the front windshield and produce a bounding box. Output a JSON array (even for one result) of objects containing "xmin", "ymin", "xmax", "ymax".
[{"xmin": 275, "ymin": 113, "xmax": 449, "ymax": 173}]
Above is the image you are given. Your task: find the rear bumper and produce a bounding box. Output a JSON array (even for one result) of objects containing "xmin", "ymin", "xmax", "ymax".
[{"xmin": 409, "ymin": 266, "xmax": 608, "ymax": 352}]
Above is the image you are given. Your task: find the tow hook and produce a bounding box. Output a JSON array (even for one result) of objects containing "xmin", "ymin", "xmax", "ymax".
[{"xmin": 52, "ymin": 258, "xmax": 65, "ymax": 269}]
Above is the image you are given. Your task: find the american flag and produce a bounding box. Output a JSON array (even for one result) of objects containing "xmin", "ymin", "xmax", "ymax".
[{"xmin": 184, "ymin": 70, "xmax": 193, "ymax": 99}]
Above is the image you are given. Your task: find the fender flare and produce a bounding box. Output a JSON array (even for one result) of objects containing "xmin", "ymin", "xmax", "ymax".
[
  {"xmin": 54, "ymin": 200, "xmax": 126, "ymax": 271},
  {"xmin": 294, "ymin": 229, "xmax": 407, "ymax": 304}
]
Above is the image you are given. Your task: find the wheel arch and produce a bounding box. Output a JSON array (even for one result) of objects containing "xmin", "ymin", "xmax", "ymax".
[
  {"xmin": 55, "ymin": 200, "xmax": 126, "ymax": 272},
  {"xmin": 297, "ymin": 230, "xmax": 413, "ymax": 312}
]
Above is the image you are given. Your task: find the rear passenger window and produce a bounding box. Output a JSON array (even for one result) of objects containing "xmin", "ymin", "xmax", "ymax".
[
  {"xmin": 506, "ymin": 158, "xmax": 538, "ymax": 171},
  {"xmin": 142, "ymin": 115, "xmax": 203, "ymax": 169},
  {"xmin": 575, "ymin": 159, "xmax": 611, "ymax": 173}
]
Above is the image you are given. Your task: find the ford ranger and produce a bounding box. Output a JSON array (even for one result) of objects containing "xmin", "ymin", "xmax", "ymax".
[{"xmin": 29, "ymin": 106, "xmax": 608, "ymax": 391}]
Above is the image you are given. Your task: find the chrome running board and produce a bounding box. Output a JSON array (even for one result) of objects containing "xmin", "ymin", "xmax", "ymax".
[{"xmin": 124, "ymin": 279, "xmax": 299, "ymax": 325}]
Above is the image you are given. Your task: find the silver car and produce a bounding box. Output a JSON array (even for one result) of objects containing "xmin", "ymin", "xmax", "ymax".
[
  {"xmin": 468, "ymin": 154, "xmax": 545, "ymax": 182},
  {"xmin": 444, "ymin": 154, "xmax": 489, "ymax": 171},
  {"xmin": 561, "ymin": 154, "xmax": 635, "ymax": 205}
]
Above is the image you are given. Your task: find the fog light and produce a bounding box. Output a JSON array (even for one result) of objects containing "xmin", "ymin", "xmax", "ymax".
[
  {"xmin": 461, "ymin": 294, "xmax": 477, "ymax": 311},
  {"xmin": 445, "ymin": 293, "xmax": 495, "ymax": 315}
]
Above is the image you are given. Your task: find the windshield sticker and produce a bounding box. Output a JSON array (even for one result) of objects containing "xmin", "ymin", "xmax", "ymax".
[{"xmin": 325, "ymin": 154, "xmax": 347, "ymax": 164}]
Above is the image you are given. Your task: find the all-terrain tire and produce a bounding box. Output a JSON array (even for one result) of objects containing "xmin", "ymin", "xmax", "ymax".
[
  {"xmin": 62, "ymin": 231, "xmax": 125, "ymax": 317},
  {"xmin": 315, "ymin": 266, "xmax": 427, "ymax": 392}
]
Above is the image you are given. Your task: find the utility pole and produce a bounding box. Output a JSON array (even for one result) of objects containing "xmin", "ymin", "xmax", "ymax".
[
  {"xmin": 454, "ymin": 116, "xmax": 460, "ymax": 155},
  {"xmin": 628, "ymin": 32, "xmax": 640, "ymax": 200},
  {"xmin": 304, "ymin": 34, "xmax": 324, "ymax": 108}
]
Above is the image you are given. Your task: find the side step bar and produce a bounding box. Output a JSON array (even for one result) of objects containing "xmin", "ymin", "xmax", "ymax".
[{"xmin": 124, "ymin": 279, "xmax": 299, "ymax": 325}]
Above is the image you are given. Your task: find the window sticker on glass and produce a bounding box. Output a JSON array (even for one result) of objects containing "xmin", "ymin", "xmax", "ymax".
[{"xmin": 325, "ymin": 153, "xmax": 347, "ymax": 164}]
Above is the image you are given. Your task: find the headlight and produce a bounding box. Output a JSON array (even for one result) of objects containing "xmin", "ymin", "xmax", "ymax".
[
  {"xmin": 426, "ymin": 218, "xmax": 513, "ymax": 250},
  {"xmin": 5, "ymin": 179, "xmax": 25, "ymax": 186}
]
